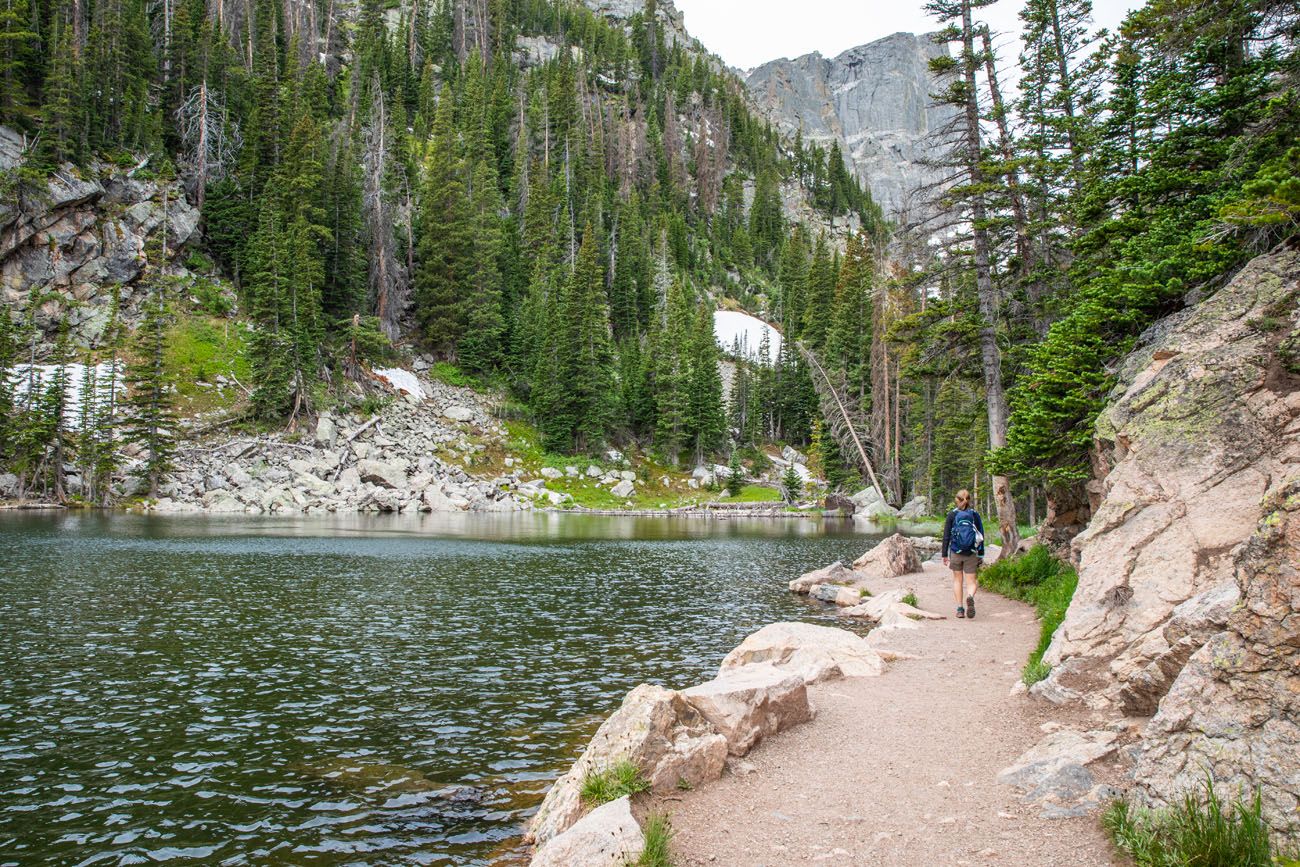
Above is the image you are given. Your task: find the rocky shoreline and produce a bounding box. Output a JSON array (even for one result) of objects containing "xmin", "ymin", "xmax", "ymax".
[{"xmin": 522, "ymin": 535, "xmax": 948, "ymax": 865}]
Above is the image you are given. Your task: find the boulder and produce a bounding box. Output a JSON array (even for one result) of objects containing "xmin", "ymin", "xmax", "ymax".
[
  {"xmin": 840, "ymin": 588, "xmax": 909, "ymax": 620},
  {"xmin": 781, "ymin": 445, "xmax": 807, "ymax": 465},
  {"xmin": 443, "ymin": 405, "xmax": 474, "ymax": 423},
  {"xmin": 0, "ymin": 472, "xmax": 18, "ymax": 497},
  {"xmin": 852, "ymin": 534, "xmax": 922, "ymax": 579},
  {"xmin": 897, "ymin": 495, "xmax": 930, "ymax": 520},
  {"xmin": 1130, "ymin": 478, "xmax": 1300, "ymax": 836},
  {"xmin": 357, "ymin": 459, "xmax": 408, "ymax": 490},
  {"xmin": 610, "ymin": 480, "xmax": 635, "ymax": 499},
  {"xmin": 720, "ymin": 622, "xmax": 885, "ymax": 684},
  {"xmin": 789, "ymin": 560, "xmax": 860, "ymax": 594},
  {"xmin": 683, "ymin": 665, "xmax": 813, "ymax": 756},
  {"xmin": 849, "ymin": 486, "xmax": 886, "ymax": 510},
  {"xmin": 540, "ymin": 467, "xmax": 563, "ymax": 480},
  {"xmin": 823, "ymin": 494, "xmax": 855, "ymax": 515},
  {"xmin": 527, "ymin": 684, "xmax": 727, "ymax": 846},
  {"xmin": 529, "ymin": 795, "xmax": 643, "ymax": 867},
  {"xmin": 809, "ymin": 583, "xmax": 863, "ymax": 607},
  {"xmin": 202, "ymin": 490, "xmax": 246, "ymax": 513},
  {"xmin": 315, "ymin": 414, "xmax": 337, "ymax": 447}
]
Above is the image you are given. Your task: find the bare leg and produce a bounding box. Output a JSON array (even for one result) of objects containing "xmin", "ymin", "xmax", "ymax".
[{"xmin": 953, "ymin": 571, "xmax": 965, "ymax": 606}]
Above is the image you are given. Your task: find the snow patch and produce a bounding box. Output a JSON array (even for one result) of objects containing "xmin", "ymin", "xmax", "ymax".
[
  {"xmin": 373, "ymin": 368, "xmax": 425, "ymax": 401},
  {"xmin": 713, "ymin": 310, "xmax": 783, "ymax": 366},
  {"xmin": 11, "ymin": 363, "xmax": 125, "ymax": 429}
]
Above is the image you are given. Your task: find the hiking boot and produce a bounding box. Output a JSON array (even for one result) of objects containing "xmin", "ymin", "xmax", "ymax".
[
  {"xmin": 966, "ymin": 596, "xmax": 976, "ymax": 619},
  {"xmin": 956, "ymin": 606, "xmax": 965, "ymax": 619}
]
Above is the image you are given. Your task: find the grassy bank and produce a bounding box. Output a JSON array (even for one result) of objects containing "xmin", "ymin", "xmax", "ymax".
[
  {"xmin": 1104, "ymin": 780, "xmax": 1296, "ymax": 867},
  {"xmin": 979, "ymin": 545, "xmax": 1078, "ymax": 684}
]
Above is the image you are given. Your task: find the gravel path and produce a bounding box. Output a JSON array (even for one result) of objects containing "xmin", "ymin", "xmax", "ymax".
[{"xmin": 654, "ymin": 561, "xmax": 1119, "ymax": 866}]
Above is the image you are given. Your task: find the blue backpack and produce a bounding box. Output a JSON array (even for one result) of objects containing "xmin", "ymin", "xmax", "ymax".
[{"xmin": 951, "ymin": 509, "xmax": 981, "ymax": 554}]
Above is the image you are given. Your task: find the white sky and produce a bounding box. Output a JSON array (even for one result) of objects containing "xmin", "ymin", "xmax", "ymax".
[{"xmin": 673, "ymin": 0, "xmax": 1144, "ymax": 71}]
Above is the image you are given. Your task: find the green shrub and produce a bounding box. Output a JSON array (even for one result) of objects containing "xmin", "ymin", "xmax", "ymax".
[
  {"xmin": 1103, "ymin": 779, "xmax": 1286, "ymax": 867},
  {"xmin": 580, "ymin": 760, "xmax": 649, "ymax": 807},
  {"xmin": 980, "ymin": 545, "xmax": 1078, "ymax": 685},
  {"xmin": 430, "ymin": 361, "xmax": 475, "ymax": 388},
  {"xmin": 901, "ymin": 592, "xmax": 918, "ymax": 608},
  {"xmin": 634, "ymin": 812, "xmax": 674, "ymax": 867}
]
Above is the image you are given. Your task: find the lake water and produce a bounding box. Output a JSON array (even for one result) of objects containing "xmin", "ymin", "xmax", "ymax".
[{"xmin": 0, "ymin": 512, "xmax": 897, "ymax": 865}]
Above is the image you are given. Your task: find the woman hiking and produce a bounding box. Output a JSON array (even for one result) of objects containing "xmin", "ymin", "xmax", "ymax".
[{"xmin": 942, "ymin": 489, "xmax": 985, "ymax": 619}]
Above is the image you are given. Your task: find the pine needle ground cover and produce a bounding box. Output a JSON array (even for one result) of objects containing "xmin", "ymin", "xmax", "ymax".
[{"xmin": 979, "ymin": 545, "xmax": 1077, "ymax": 684}]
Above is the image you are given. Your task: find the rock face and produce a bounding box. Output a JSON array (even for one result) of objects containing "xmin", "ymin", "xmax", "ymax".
[
  {"xmin": 1131, "ymin": 479, "xmax": 1300, "ymax": 835},
  {"xmin": 683, "ymin": 665, "xmax": 814, "ymax": 756},
  {"xmin": 746, "ymin": 33, "xmax": 957, "ymax": 218},
  {"xmin": 1029, "ymin": 250, "xmax": 1300, "ymax": 837},
  {"xmin": 1039, "ymin": 250, "xmax": 1300, "ymax": 714},
  {"xmin": 527, "ymin": 684, "xmax": 727, "ymax": 846},
  {"xmin": 0, "ymin": 126, "xmax": 202, "ymax": 352},
  {"xmin": 720, "ymin": 622, "xmax": 884, "ymax": 683},
  {"xmin": 529, "ymin": 795, "xmax": 644, "ymax": 867}
]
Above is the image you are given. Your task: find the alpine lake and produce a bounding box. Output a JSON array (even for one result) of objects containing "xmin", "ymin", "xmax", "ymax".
[{"xmin": 0, "ymin": 511, "xmax": 924, "ymax": 865}]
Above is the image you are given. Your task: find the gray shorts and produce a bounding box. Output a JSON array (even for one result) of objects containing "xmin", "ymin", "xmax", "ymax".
[{"xmin": 949, "ymin": 552, "xmax": 982, "ymax": 575}]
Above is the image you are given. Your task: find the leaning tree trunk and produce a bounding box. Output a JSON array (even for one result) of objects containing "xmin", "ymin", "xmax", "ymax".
[
  {"xmin": 960, "ymin": 0, "xmax": 1019, "ymax": 557},
  {"xmin": 798, "ymin": 341, "xmax": 888, "ymax": 500}
]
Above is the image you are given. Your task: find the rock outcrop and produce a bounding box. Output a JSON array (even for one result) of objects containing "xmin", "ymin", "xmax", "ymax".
[
  {"xmin": 1038, "ymin": 250, "xmax": 1300, "ymax": 714},
  {"xmin": 1030, "ymin": 249, "xmax": 1300, "ymax": 836},
  {"xmin": 0, "ymin": 126, "xmax": 202, "ymax": 353},
  {"xmin": 1131, "ymin": 478, "xmax": 1300, "ymax": 835},
  {"xmin": 745, "ymin": 33, "xmax": 956, "ymax": 218}
]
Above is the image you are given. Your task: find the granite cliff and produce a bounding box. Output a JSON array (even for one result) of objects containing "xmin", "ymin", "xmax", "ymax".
[
  {"xmin": 746, "ymin": 32, "xmax": 955, "ymax": 219},
  {"xmin": 1033, "ymin": 248, "xmax": 1300, "ymax": 836}
]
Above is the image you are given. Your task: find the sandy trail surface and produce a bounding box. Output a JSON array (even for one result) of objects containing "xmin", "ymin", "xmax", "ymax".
[{"xmin": 655, "ymin": 560, "xmax": 1118, "ymax": 866}]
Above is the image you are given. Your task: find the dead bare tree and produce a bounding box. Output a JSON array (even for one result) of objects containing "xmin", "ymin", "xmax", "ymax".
[
  {"xmin": 362, "ymin": 75, "xmax": 409, "ymax": 340},
  {"xmin": 176, "ymin": 81, "xmax": 242, "ymax": 210}
]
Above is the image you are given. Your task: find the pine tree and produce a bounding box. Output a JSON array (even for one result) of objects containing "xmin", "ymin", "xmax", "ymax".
[
  {"xmin": 415, "ymin": 94, "xmax": 474, "ymax": 358},
  {"xmin": 781, "ymin": 463, "xmax": 804, "ymax": 503},
  {"xmin": 124, "ymin": 292, "xmax": 176, "ymax": 499},
  {"xmin": 459, "ymin": 158, "xmax": 506, "ymax": 372},
  {"xmin": 686, "ymin": 303, "xmax": 725, "ymax": 465}
]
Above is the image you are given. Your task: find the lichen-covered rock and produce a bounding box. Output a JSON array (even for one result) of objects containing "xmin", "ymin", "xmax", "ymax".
[
  {"xmin": 0, "ymin": 130, "xmax": 202, "ymax": 353},
  {"xmin": 1131, "ymin": 478, "xmax": 1300, "ymax": 836},
  {"xmin": 1039, "ymin": 250, "xmax": 1300, "ymax": 712},
  {"xmin": 852, "ymin": 534, "xmax": 922, "ymax": 579},
  {"xmin": 529, "ymin": 795, "xmax": 643, "ymax": 867},
  {"xmin": 720, "ymin": 622, "xmax": 884, "ymax": 684},
  {"xmin": 683, "ymin": 665, "xmax": 814, "ymax": 756},
  {"xmin": 997, "ymin": 729, "xmax": 1121, "ymax": 819},
  {"xmin": 526, "ymin": 684, "xmax": 727, "ymax": 846}
]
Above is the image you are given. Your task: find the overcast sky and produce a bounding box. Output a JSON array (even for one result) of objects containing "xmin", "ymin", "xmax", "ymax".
[{"xmin": 672, "ymin": 0, "xmax": 1144, "ymax": 71}]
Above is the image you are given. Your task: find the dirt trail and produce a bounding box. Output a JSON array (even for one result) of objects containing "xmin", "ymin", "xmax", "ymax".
[{"xmin": 655, "ymin": 561, "xmax": 1118, "ymax": 866}]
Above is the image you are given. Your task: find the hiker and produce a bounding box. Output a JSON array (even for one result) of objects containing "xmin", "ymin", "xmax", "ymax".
[{"xmin": 942, "ymin": 489, "xmax": 985, "ymax": 619}]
